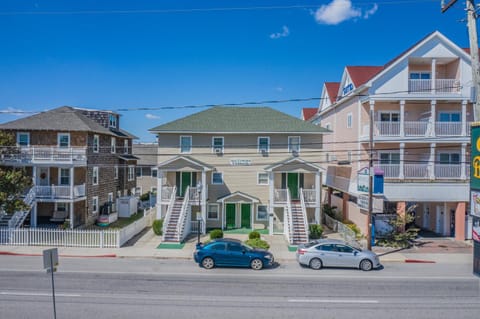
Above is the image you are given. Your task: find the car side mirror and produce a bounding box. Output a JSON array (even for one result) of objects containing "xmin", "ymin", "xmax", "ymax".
[
  {"xmin": 242, "ymin": 249, "xmax": 246, "ymax": 254},
  {"xmin": 353, "ymin": 251, "xmax": 358, "ymax": 256}
]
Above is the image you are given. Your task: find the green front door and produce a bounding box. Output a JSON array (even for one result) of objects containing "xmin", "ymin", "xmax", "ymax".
[
  {"xmin": 241, "ymin": 203, "xmax": 251, "ymax": 229},
  {"xmin": 180, "ymin": 172, "xmax": 191, "ymax": 197},
  {"xmin": 226, "ymin": 203, "xmax": 236, "ymax": 229},
  {"xmin": 287, "ymin": 173, "xmax": 299, "ymax": 200}
]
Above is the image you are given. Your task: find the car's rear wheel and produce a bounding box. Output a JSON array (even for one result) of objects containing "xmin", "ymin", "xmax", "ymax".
[
  {"xmin": 202, "ymin": 257, "xmax": 215, "ymax": 269},
  {"xmin": 309, "ymin": 258, "xmax": 323, "ymax": 270},
  {"xmin": 359, "ymin": 259, "xmax": 373, "ymax": 271},
  {"xmin": 250, "ymin": 258, "xmax": 263, "ymax": 270}
]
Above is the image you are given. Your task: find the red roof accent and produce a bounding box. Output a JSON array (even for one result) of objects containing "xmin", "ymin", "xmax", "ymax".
[
  {"xmin": 324, "ymin": 82, "xmax": 340, "ymax": 103},
  {"xmin": 301, "ymin": 108, "xmax": 318, "ymax": 121},
  {"xmin": 346, "ymin": 66, "xmax": 383, "ymax": 88}
]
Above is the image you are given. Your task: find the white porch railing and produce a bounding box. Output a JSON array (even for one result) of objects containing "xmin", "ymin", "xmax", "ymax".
[
  {"xmin": 0, "ymin": 146, "xmax": 87, "ymax": 164},
  {"xmin": 435, "ymin": 164, "xmax": 462, "ymax": 179},
  {"xmin": 378, "ymin": 164, "xmax": 400, "ymax": 178},
  {"xmin": 435, "ymin": 79, "xmax": 460, "ymax": 93},
  {"xmin": 284, "ymin": 189, "xmax": 294, "ymax": 245},
  {"xmin": 299, "ymin": 189, "xmax": 309, "ymax": 238},
  {"xmin": 404, "ymin": 163, "xmax": 429, "ymax": 179},
  {"xmin": 302, "ymin": 189, "xmax": 316, "ymax": 204},
  {"xmin": 435, "ymin": 122, "xmax": 462, "ymax": 136},
  {"xmin": 34, "ymin": 184, "xmax": 86, "ymax": 199},
  {"xmin": 377, "ymin": 122, "xmax": 400, "ymax": 136},
  {"xmin": 404, "ymin": 121, "xmax": 429, "ymax": 136},
  {"xmin": 162, "ymin": 186, "xmax": 176, "ymax": 236},
  {"xmin": 161, "ymin": 187, "xmax": 175, "ymax": 201},
  {"xmin": 409, "ymin": 79, "xmax": 431, "ymax": 93},
  {"xmin": 274, "ymin": 189, "xmax": 287, "ymax": 203}
]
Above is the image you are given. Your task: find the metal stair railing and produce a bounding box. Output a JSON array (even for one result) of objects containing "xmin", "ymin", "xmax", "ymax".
[
  {"xmin": 162, "ymin": 186, "xmax": 177, "ymax": 241},
  {"xmin": 8, "ymin": 187, "xmax": 37, "ymax": 229},
  {"xmin": 284, "ymin": 188, "xmax": 294, "ymax": 245},
  {"xmin": 177, "ymin": 186, "xmax": 190, "ymax": 242}
]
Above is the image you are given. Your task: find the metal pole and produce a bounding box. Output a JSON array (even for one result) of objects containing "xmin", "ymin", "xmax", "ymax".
[
  {"xmin": 50, "ymin": 253, "xmax": 57, "ymax": 319},
  {"xmin": 466, "ymin": 0, "xmax": 480, "ymax": 121},
  {"xmin": 367, "ymin": 108, "xmax": 374, "ymax": 250}
]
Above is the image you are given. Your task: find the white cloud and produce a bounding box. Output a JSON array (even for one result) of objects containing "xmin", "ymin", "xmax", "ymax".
[
  {"xmin": 0, "ymin": 107, "xmax": 28, "ymax": 116},
  {"xmin": 270, "ymin": 26, "xmax": 290, "ymax": 39},
  {"xmin": 313, "ymin": 0, "xmax": 377, "ymax": 25},
  {"xmin": 145, "ymin": 113, "xmax": 161, "ymax": 120}
]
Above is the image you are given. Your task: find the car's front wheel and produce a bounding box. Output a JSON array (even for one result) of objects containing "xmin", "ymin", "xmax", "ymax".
[
  {"xmin": 202, "ymin": 257, "xmax": 215, "ymax": 269},
  {"xmin": 309, "ymin": 258, "xmax": 323, "ymax": 270},
  {"xmin": 250, "ymin": 258, "xmax": 264, "ymax": 270},
  {"xmin": 359, "ymin": 259, "xmax": 373, "ymax": 271}
]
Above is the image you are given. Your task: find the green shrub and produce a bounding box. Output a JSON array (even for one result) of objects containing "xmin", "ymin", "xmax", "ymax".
[
  {"xmin": 152, "ymin": 219, "xmax": 163, "ymax": 236},
  {"xmin": 209, "ymin": 229, "xmax": 223, "ymax": 240},
  {"xmin": 309, "ymin": 224, "xmax": 323, "ymax": 239},
  {"xmin": 245, "ymin": 238, "xmax": 270, "ymax": 249},
  {"xmin": 248, "ymin": 231, "xmax": 261, "ymax": 240},
  {"xmin": 344, "ymin": 221, "xmax": 361, "ymax": 238},
  {"xmin": 140, "ymin": 192, "xmax": 151, "ymax": 201}
]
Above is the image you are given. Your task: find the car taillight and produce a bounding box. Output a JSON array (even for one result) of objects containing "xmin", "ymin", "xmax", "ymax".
[{"xmin": 297, "ymin": 248, "xmax": 307, "ymax": 255}]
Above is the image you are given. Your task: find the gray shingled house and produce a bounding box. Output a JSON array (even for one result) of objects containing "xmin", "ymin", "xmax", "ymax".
[
  {"xmin": 0, "ymin": 106, "xmax": 138, "ymax": 228},
  {"xmin": 149, "ymin": 106, "xmax": 329, "ymax": 244}
]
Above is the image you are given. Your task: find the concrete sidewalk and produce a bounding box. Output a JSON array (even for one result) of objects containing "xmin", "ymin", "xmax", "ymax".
[{"xmin": 0, "ymin": 228, "xmax": 473, "ymax": 264}]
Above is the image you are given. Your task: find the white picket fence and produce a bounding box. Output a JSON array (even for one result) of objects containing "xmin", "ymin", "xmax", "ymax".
[{"xmin": 0, "ymin": 207, "xmax": 156, "ymax": 248}]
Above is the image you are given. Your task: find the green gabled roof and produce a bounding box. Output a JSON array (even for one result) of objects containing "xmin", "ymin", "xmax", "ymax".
[{"xmin": 149, "ymin": 107, "xmax": 328, "ymax": 134}]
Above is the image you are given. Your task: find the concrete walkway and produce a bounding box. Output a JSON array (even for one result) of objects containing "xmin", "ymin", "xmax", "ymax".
[{"xmin": 0, "ymin": 228, "xmax": 474, "ymax": 264}]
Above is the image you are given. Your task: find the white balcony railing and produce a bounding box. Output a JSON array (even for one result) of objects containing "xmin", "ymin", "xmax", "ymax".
[
  {"xmin": 408, "ymin": 78, "xmax": 459, "ymax": 94},
  {"xmin": 435, "ymin": 122, "xmax": 462, "ymax": 136},
  {"xmin": 378, "ymin": 164, "xmax": 400, "ymax": 178},
  {"xmin": 404, "ymin": 163, "xmax": 429, "ymax": 179},
  {"xmin": 274, "ymin": 189, "xmax": 288, "ymax": 203},
  {"xmin": 161, "ymin": 187, "xmax": 175, "ymax": 201},
  {"xmin": 0, "ymin": 146, "xmax": 87, "ymax": 164},
  {"xmin": 435, "ymin": 164, "xmax": 461, "ymax": 179},
  {"xmin": 377, "ymin": 122, "xmax": 400, "ymax": 136},
  {"xmin": 404, "ymin": 121, "xmax": 429, "ymax": 136},
  {"xmin": 435, "ymin": 79, "xmax": 460, "ymax": 93},
  {"xmin": 302, "ymin": 189, "xmax": 316, "ymax": 204},
  {"xmin": 378, "ymin": 164, "xmax": 463, "ymax": 179},
  {"xmin": 409, "ymin": 79, "xmax": 431, "ymax": 93},
  {"xmin": 34, "ymin": 184, "xmax": 86, "ymax": 199}
]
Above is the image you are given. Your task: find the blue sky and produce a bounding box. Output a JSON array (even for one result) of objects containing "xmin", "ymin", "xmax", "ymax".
[{"xmin": 0, "ymin": 0, "xmax": 472, "ymax": 142}]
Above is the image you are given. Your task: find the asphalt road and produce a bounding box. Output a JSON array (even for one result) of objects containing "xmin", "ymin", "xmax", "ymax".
[{"xmin": 0, "ymin": 256, "xmax": 479, "ymax": 319}]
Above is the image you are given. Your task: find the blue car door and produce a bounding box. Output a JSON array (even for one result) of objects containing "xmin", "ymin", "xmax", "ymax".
[
  {"xmin": 207, "ymin": 242, "xmax": 228, "ymax": 265},
  {"xmin": 227, "ymin": 242, "xmax": 249, "ymax": 266}
]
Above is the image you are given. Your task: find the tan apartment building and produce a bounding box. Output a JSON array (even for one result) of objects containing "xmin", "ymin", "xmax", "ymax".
[
  {"xmin": 310, "ymin": 31, "xmax": 473, "ymax": 241},
  {"xmin": 149, "ymin": 107, "xmax": 329, "ymax": 244},
  {"xmin": 0, "ymin": 106, "xmax": 137, "ymax": 228}
]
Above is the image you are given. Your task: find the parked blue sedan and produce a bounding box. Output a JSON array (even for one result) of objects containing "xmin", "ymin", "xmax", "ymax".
[{"xmin": 194, "ymin": 238, "xmax": 274, "ymax": 270}]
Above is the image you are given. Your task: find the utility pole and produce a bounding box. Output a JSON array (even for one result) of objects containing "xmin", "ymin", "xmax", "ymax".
[
  {"xmin": 367, "ymin": 108, "xmax": 374, "ymax": 251},
  {"xmin": 442, "ymin": 0, "xmax": 480, "ymax": 121}
]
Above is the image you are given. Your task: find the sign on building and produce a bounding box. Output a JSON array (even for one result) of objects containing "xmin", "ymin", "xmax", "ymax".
[{"xmin": 470, "ymin": 124, "xmax": 480, "ymax": 276}]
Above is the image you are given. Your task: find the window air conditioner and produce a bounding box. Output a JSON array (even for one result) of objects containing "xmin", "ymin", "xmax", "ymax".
[{"xmin": 214, "ymin": 147, "xmax": 223, "ymax": 154}]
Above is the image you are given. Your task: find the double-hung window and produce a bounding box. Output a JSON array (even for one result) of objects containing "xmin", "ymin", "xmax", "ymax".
[
  {"xmin": 109, "ymin": 114, "xmax": 117, "ymax": 128},
  {"xmin": 124, "ymin": 139, "xmax": 129, "ymax": 154},
  {"xmin": 93, "ymin": 167, "xmax": 99, "ymax": 185},
  {"xmin": 58, "ymin": 133, "xmax": 70, "ymax": 148},
  {"xmin": 93, "ymin": 135, "xmax": 99, "ymax": 153},
  {"xmin": 439, "ymin": 153, "xmax": 460, "ymax": 165},
  {"xmin": 257, "ymin": 172, "xmax": 269, "ymax": 185},
  {"xmin": 258, "ymin": 137, "xmax": 270, "ymax": 154},
  {"xmin": 288, "ymin": 136, "xmax": 301, "ymax": 154},
  {"xmin": 17, "ymin": 132, "xmax": 29, "ymax": 147},
  {"xmin": 128, "ymin": 165, "xmax": 135, "ymax": 181},
  {"xmin": 92, "ymin": 196, "xmax": 99, "ymax": 214},
  {"xmin": 180, "ymin": 136, "xmax": 192, "ymax": 153},
  {"xmin": 212, "ymin": 172, "xmax": 223, "ymax": 185},
  {"xmin": 111, "ymin": 137, "xmax": 116, "ymax": 153},
  {"xmin": 114, "ymin": 165, "xmax": 118, "ymax": 179},
  {"xmin": 257, "ymin": 205, "xmax": 268, "ymax": 221},
  {"xmin": 379, "ymin": 153, "xmax": 400, "ymax": 165},
  {"xmin": 347, "ymin": 113, "xmax": 353, "ymax": 129},
  {"xmin": 212, "ymin": 137, "xmax": 224, "ymax": 153},
  {"xmin": 207, "ymin": 204, "xmax": 219, "ymax": 220},
  {"xmin": 59, "ymin": 168, "xmax": 70, "ymax": 185}
]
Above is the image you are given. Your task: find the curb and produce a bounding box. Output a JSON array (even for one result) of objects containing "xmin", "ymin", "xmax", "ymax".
[
  {"xmin": 405, "ymin": 259, "xmax": 436, "ymax": 263},
  {"xmin": 0, "ymin": 251, "xmax": 117, "ymax": 258}
]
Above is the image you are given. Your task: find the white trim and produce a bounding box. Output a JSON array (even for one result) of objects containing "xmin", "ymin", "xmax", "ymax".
[
  {"xmin": 16, "ymin": 132, "xmax": 30, "ymax": 147},
  {"xmin": 93, "ymin": 134, "xmax": 99, "ymax": 153},
  {"xmin": 57, "ymin": 133, "xmax": 70, "ymax": 148},
  {"xmin": 212, "ymin": 136, "xmax": 224, "ymax": 154},
  {"xmin": 257, "ymin": 172, "xmax": 269, "ymax": 185},
  {"xmin": 212, "ymin": 172, "xmax": 224, "ymax": 185},
  {"xmin": 207, "ymin": 203, "xmax": 220, "ymax": 220},
  {"xmin": 258, "ymin": 136, "xmax": 270, "ymax": 153},
  {"xmin": 93, "ymin": 167, "xmax": 99, "ymax": 185}
]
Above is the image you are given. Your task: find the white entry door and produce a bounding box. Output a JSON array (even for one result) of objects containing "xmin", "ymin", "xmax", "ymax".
[
  {"xmin": 36, "ymin": 167, "xmax": 49, "ymax": 186},
  {"xmin": 436, "ymin": 205, "xmax": 444, "ymax": 235}
]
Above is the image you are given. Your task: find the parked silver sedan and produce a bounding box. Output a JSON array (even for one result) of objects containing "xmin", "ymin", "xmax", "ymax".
[{"xmin": 296, "ymin": 239, "xmax": 381, "ymax": 271}]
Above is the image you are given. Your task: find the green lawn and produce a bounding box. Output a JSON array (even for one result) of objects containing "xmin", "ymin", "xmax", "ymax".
[{"xmin": 222, "ymin": 228, "xmax": 269, "ymax": 235}]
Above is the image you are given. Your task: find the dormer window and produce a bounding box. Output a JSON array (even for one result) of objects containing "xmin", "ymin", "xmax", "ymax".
[
  {"xmin": 109, "ymin": 114, "xmax": 117, "ymax": 128},
  {"xmin": 58, "ymin": 133, "xmax": 70, "ymax": 148},
  {"xmin": 17, "ymin": 132, "xmax": 29, "ymax": 147}
]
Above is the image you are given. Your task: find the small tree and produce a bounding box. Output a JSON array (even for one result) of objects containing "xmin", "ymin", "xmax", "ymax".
[
  {"xmin": 0, "ymin": 132, "xmax": 32, "ymax": 214},
  {"xmin": 377, "ymin": 204, "xmax": 420, "ymax": 248}
]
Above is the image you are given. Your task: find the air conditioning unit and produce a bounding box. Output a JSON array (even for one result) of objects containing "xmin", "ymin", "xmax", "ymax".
[
  {"xmin": 291, "ymin": 150, "xmax": 299, "ymax": 157},
  {"xmin": 261, "ymin": 149, "xmax": 268, "ymax": 156},
  {"xmin": 214, "ymin": 147, "xmax": 223, "ymax": 154}
]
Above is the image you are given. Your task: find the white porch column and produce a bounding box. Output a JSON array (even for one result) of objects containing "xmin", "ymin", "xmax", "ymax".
[
  {"xmin": 315, "ymin": 171, "xmax": 321, "ymax": 224},
  {"xmin": 268, "ymin": 172, "xmax": 274, "ymax": 235},
  {"xmin": 201, "ymin": 170, "xmax": 207, "ymax": 234},
  {"xmin": 429, "ymin": 143, "xmax": 436, "ymax": 179},
  {"xmin": 430, "ymin": 100, "xmax": 436, "ymax": 137},
  {"xmin": 30, "ymin": 202, "xmax": 37, "ymax": 227},
  {"xmin": 369, "ymin": 100, "xmax": 375, "ymax": 135},
  {"xmin": 399, "ymin": 143, "xmax": 405, "ymax": 179},
  {"xmin": 431, "ymin": 59, "xmax": 436, "ymax": 93},
  {"xmin": 461, "ymin": 143, "xmax": 467, "ymax": 180},
  {"xmin": 156, "ymin": 170, "xmax": 163, "ymax": 219},
  {"xmin": 461, "ymin": 100, "xmax": 467, "ymax": 136},
  {"xmin": 69, "ymin": 167, "xmax": 74, "ymax": 199},
  {"xmin": 400, "ymin": 100, "xmax": 405, "ymax": 137},
  {"xmin": 69, "ymin": 202, "xmax": 74, "ymax": 229},
  {"xmin": 32, "ymin": 167, "xmax": 37, "ymax": 186}
]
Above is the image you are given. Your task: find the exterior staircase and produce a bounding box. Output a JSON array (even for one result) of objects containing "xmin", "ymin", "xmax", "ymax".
[
  {"xmin": 290, "ymin": 201, "xmax": 309, "ymax": 245},
  {"xmin": 162, "ymin": 200, "xmax": 183, "ymax": 242}
]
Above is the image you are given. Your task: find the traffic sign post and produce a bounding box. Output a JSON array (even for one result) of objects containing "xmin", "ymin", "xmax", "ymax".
[{"xmin": 43, "ymin": 248, "xmax": 59, "ymax": 319}]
